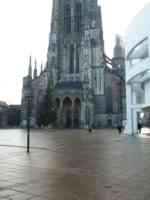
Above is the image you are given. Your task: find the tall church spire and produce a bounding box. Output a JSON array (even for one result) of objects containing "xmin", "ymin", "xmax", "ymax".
[
  {"xmin": 40, "ymin": 62, "xmax": 43, "ymax": 73},
  {"xmin": 28, "ymin": 56, "xmax": 32, "ymax": 79},
  {"xmin": 50, "ymin": 0, "xmax": 59, "ymax": 33},
  {"xmin": 33, "ymin": 59, "xmax": 37, "ymax": 79},
  {"xmin": 113, "ymin": 35, "xmax": 125, "ymax": 58}
]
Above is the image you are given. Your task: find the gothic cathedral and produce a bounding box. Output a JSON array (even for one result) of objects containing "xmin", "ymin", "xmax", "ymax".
[{"xmin": 21, "ymin": 0, "xmax": 125, "ymax": 128}]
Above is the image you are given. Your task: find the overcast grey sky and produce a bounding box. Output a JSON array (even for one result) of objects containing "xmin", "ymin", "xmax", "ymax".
[{"xmin": 0, "ymin": 0, "xmax": 149, "ymax": 104}]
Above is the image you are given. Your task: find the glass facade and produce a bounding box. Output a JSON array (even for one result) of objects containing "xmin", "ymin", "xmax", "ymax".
[{"xmin": 127, "ymin": 37, "xmax": 149, "ymax": 66}]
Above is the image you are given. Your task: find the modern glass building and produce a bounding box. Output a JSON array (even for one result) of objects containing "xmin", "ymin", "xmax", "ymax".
[{"xmin": 125, "ymin": 4, "xmax": 150, "ymax": 135}]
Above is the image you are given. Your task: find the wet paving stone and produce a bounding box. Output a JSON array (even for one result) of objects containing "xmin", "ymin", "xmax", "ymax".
[{"xmin": 0, "ymin": 129, "xmax": 150, "ymax": 199}]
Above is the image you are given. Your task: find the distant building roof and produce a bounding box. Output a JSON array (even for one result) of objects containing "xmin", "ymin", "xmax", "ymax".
[
  {"xmin": 0, "ymin": 101, "xmax": 8, "ymax": 107},
  {"xmin": 8, "ymin": 105, "xmax": 21, "ymax": 109}
]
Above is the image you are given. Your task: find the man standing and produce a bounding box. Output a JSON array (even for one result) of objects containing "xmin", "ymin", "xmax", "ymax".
[
  {"xmin": 117, "ymin": 124, "xmax": 122, "ymax": 135},
  {"xmin": 137, "ymin": 121, "xmax": 142, "ymax": 134}
]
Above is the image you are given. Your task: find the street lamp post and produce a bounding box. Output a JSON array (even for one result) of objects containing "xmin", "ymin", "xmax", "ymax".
[{"xmin": 26, "ymin": 79, "xmax": 32, "ymax": 153}]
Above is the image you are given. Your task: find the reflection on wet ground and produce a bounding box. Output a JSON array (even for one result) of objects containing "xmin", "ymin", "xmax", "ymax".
[
  {"xmin": 137, "ymin": 127, "xmax": 150, "ymax": 138},
  {"xmin": 0, "ymin": 129, "xmax": 150, "ymax": 199}
]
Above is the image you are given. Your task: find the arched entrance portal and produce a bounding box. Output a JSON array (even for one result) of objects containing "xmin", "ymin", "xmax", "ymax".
[
  {"xmin": 62, "ymin": 97, "xmax": 81, "ymax": 128},
  {"xmin": 55, "ymin": 98, "xmax": 60, "ymax": 110},
  {"xmin": 63, "ymin": 97, "xmax": 72, "ymax": 128},
  {"xmin": 73, "ymin": 98, "xmax": 81, "ymax": 128}
]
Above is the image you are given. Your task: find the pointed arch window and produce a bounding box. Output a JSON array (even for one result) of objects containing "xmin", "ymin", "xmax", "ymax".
[
  {"xmin": 74, "ymin": 2, "xmax": 82, "ymax": 33},
  {"xmin": 64, "ymin": 4, "xmax": 71, "ymax": 34},
  {"xmin": 69, "ymin": 45, "xmax": 74, "ymax": 74},
  {"xmin": 91, "ymin": 39, "xmax": 97, "ymax": 66},
  {"xmin": 76, "ymin": 46, "xmax": 80, "ymax": 73}
]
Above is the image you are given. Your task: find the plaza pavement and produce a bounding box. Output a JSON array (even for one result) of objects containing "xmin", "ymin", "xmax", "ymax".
[{"xmin": 0, "ymin": 128, "xmax": 149, "ymax": 199}]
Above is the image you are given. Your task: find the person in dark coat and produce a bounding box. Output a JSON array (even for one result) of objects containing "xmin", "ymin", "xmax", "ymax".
[
  {"xmin": 137, "ymin": 121, "xmax": 142, "ymax": 134},
  {"xmin": 117, "ymin": 125, "xmax": 122, "ymax": 135},
  {"xmin": 88, "ymin": 126, "xmax": 92, "ymax": 133}
]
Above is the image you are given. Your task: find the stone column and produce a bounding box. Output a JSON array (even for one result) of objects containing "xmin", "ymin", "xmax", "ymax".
[
  {"xmin": 81, "ymin": 102, "xmax": 86, "ymax": 128},
  {"xmin": 126, "ymin": 84, "xmax": 133, "ymax": 135}
]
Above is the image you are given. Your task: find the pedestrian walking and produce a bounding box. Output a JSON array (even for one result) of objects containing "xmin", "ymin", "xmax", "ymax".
[
  {"xmin": 88, "ymin": 125, "xmax": 92, "ymax": 133},
  {"xmin": 117, "ymin": 125, "xmax": 122, "ymax": 135},
  {"xmin": 88, "ymin": 127, "xmax": 92, "ymax": 133},
  {"xmin": 137, "ymin": 121, "xmax": 142, "ymax": 134}
]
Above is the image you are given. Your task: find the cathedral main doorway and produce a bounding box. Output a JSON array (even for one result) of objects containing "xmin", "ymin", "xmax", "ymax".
[
  {"xmin": 73, "ymin": 98, "xmax": 81, "ymax": 128},
  {"xmin": 62, "ymin": 97, "xmax": 81, "ymax": 128},
  {"xmin": 63, "ymin": 97, "xmax": 72, "ymax": 128}
]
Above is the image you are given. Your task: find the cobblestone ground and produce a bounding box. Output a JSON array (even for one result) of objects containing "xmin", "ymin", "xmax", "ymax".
[{"xmin": 0, "ymin": 128, "xmax": 150, "ymax": 199}]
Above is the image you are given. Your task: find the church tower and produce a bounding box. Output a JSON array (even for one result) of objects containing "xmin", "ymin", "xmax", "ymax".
[
  {"xmin": 112, "ymin": 35, "xmax": 126, "ymax": 124},
  {"xmin": 47, "ymin": 0, "xmax": 105, "ymax": 128},
  {"xmin": 112, "ymin": 35, "xmax": 125, "ymax": 76}
]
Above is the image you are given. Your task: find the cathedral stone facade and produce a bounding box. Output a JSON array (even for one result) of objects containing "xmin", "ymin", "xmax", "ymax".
[{"xmin": 21, "ymin": 0, "xmax": 125, "ymax": 128}]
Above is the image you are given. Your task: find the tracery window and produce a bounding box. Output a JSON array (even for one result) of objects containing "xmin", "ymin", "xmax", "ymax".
[
  {"xmin": 91, "ymin": 39, "xmax": 97, "ymax": 66},
  {"xmin": 74, "ymin": 2, "xmax": 82, "ymax": 32},
  {"xmin": 99, "ymin": 76, "xmax": 101, "ymax": 91},
  {"xmin": 91, "ymin": 39, "xmax": 97, "ymax": 47},
  {"xmin": 76, "ymin": 46, "xmax": 79, "ymax": 73},
  {"xmin": 64, "ymin": 4, "xmax": 71, "ymax": 34},
  {"xmin": 69, "ymin": 45, "xmax": 74, "ymax": 73}
]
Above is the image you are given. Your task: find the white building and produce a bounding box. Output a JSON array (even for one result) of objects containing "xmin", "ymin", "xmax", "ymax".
[{"xmin": 125, "ymin": 4, "xmax": 150, "ymax": 135}]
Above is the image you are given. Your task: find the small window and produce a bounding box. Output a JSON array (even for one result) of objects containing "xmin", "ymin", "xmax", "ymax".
[{"xmin": 91, "ymin": 39, "xmax": 97, "ymax": 48}]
